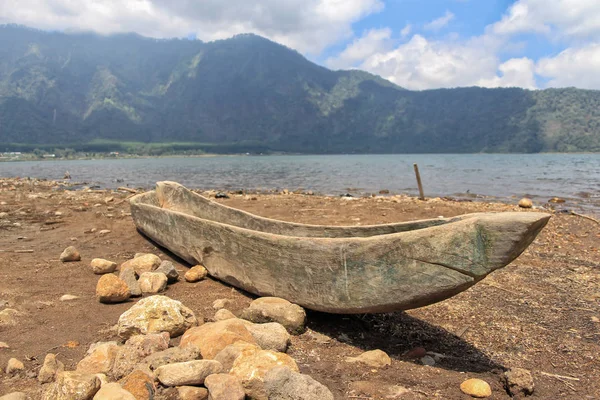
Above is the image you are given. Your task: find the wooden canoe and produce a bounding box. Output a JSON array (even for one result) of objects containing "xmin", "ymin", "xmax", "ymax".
[{"xmin": 130, "ymin": 181, "xmax": 550, "ymax": 313}]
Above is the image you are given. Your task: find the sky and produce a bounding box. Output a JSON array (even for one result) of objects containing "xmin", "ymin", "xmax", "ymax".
[{"xmin": 1, "ymin": 0, "xmax": 600, "ymax": 90}]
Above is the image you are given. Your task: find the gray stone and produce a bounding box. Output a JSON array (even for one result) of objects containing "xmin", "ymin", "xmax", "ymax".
[
  {"xmin": 155, "ymin": 360, "xmax": 223, "ymax": 386},
  {"xmin": 504, "ymin": 368, "xmax": 535, "ymax": 396},
  {"xmin": 119, "ymin": 267, "xmax": 141, "ymax": 297},
  {"xmin": 155, "ymin": 260, "xmax": 179, "ymax": 283},
  {"xmin": 60, "ymin": 246, "xmax": 81, "ymax": 262},
  {"xmin": 246, "ymin": 322, "xmax": 291, "ymax": 352},
  {"xmin": 144, "ymin": 346, "xmax": 201, "ymax": 370},
  {"xmin": 38, "ymin": 353, "xmax": 64, "ymax": 383},
  {"xmin": 242, "ymin": 297, "xmax": 306, "ymax": 334},
  {"xmin": 138, "ymin": 272, "xmax": 168, "ymax": 294},
  {"xmin": 264, "ymin": 367, "xmax": 334, "ymax": 400}
]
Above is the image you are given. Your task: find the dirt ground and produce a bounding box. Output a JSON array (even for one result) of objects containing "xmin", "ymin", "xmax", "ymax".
[{"xmin": 0, "ymin": 177, "xmax": 599, "ymax": 399}]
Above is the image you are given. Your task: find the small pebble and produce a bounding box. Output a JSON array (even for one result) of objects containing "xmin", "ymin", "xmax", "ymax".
[{"xmin": 460, "ymin": 378, "xmax": 492, "ymax": 398}]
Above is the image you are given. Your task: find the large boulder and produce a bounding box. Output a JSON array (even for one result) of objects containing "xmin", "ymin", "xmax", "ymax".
[
  {"xmin": 230, "ymin": 348, "xmax": 299, "ymax": 400},
  {"xmin": 42, "ymin": 371, "xmax": 101, "ymax": 400},
  {"xmin": 264, "ymin": 367, "xmax": 334, "ymax": 400},
  {"xmin": 241, "ymin": 297, "xmax": 306, "ymax": 334},
  {"xmin": 246, "ymin": 322, "xmax": 291, "ymax": 352},
  {"xmin": 96, "ymin": 274, "xmax": 130, "ymax": 303},
  {"xmin": 154, "ymin": 360, "xmax": 223, "ymax": 386},
  {"xmin": 120, "ymin": 370, "xmax": 156, "ymax": 400},
  {"xmin": 121, "ymin": 254, "xmax": 161, "ymax": 275},
  {"xmin": 180, "ymin": 318, "xmax": 256, "ymax": 359},
  {"xmin": 117, "ymin": 295, "xmax": 199, "ymax": 339},
  {"xmin": 204, "ymin": 373, "xmax": 245, "ymax": 400}
]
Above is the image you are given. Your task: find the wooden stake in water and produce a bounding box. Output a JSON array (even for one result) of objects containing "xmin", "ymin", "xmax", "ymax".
[{"xmin": 413, "ymin": 163, "xmax": 425, "ymax": 200}]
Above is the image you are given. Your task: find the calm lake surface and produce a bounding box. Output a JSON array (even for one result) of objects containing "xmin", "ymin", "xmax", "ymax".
[{"xmin": 1, "ymin": 154, "xmax": 599, "ymax": 214}]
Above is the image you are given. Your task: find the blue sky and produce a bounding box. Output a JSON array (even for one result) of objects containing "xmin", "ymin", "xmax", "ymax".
[{"xmin": 1, "ymin": 0, "xmax": 600, "ymax": 90}]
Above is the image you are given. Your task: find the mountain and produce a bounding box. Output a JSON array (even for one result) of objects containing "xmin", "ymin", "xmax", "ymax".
[{"xmin": 1, "ymin": 24, "xmax": 599, "ymax": 153}]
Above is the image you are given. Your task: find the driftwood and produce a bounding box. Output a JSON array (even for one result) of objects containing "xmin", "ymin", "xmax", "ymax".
[{"xmin": 130, "ymin": 181, "xmax": 550, "ymax": 313}]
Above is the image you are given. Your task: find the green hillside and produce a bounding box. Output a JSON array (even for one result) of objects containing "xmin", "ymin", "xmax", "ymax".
[{"xmin": 1, "ymin": 25, "xmax": 599, "ymax": 153}]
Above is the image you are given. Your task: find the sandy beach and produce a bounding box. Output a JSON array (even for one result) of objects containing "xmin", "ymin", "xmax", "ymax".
[{"xmin": 0, "ymin": 177, "xmax": 598, "ymax": 399}]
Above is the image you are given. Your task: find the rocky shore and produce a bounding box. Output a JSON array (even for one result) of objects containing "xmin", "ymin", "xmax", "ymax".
[{"xmin": 0, "ymin": 177, "xmax": 599, "ymax": 399}]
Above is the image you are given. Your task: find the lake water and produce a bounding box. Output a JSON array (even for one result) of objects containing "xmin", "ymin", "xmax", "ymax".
[{"xmin": 1, "ymin": 154, "xmax": 599, "ymax": 214}]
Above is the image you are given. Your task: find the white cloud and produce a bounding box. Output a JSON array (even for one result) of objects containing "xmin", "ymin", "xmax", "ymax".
[
  {"xmin": 400, "ymin": 23, "xmax": 412, "ymax": 38},
  {"xmin": 536, "ymin": 43, "xmax": 600, "ymax": 88},
  {"xmin": 424, "ymin": 11, "xmax": 455, "ymax": 31},
  {"xmin": 0, "ymin": 0, "xmax": 384, "ymax": 54},
  {"xmin": 478, "ymin": 58, "xmax": 537, "ymax": 89},
  {"xmin": 359, "ymin": 34, "xmax": 503, "ymax": 90},
  {"xmin": 492, "ymin": 0, "xmax": 600, "ymax": 38},
  {"xmin": 325, "ymin": 28, "xmax": 392, "ymax": 69}
]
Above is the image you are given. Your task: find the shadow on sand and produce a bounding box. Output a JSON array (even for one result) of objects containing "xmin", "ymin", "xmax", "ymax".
[{"xmin": 306, "ymin": 310, "xmax": 504, "ymax": 374}]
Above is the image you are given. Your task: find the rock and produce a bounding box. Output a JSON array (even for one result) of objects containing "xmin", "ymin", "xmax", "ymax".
[
  {"xmin": 504, "ymin": 368, "xmax": 534, "ymax": 396},
  {"xmin": 180, "ymin": 318, "xmax": 257, "ymax": 359},
  {"xmin": 0, "ymin": 393, "xmax": 27, "ymax": 400},
  {"xmin": 264, "ymin": 367, "xmax": 334, "ymax": 400},
  {"xmin": 184, "ymin": 265, "xmax": 208, "ymax": 282},
  {"xmin": 0, "ymin": 308, "xmax": 19, "ymax": 326},
  {"xmin": 60, "ymin": 294, "xmax": 80, "ymax": 301},
  {"xmin": 77, "ymin": 342, "xmax": 120, "ymax": 375},
  {"xmin": 120, "ymin": 370, "xmax": 156, "ymax": 400},
  {"xmin": 405, "ymin": 347, "xmax": 427, "ymax": 359},
  {"xmin": 91, "ymin": 259, "xmax": 117, "ymax": 275},
  {"xmin": 0, "ymin": 212, "xmax": 8, "ymax": 219},
  {"xmin": 6, "ymin": 358, "xmax": 24, "ymax": 374},
  {"xmin": 214, "ymin": 309, "xmax": 236, "ymax": 321},
  {"xmin": 420, "ymin": 355, "xmax": 436, "ymax": 366},
  {"xmin": 460, "ymin": 378, "xmax": 492, "ymax": 398},
  {"xmin": 145, "ymin": 346, "xmax": 201, "ymax": 370},
  {"xmin": 212, "ymin": 299, "xmax": 233, "ymax": 310},
  {"xmin": 117, "ymin": 295, "xmax": 198, "ymax": 339},
  {"xmin": 155, "ymin": 261, "xmax": 179, "ymax": 283},
  {"xmin": 518, "ymin": 198, "xmax": 533, "ymax": 208},
  {"xmin": 121, "ymin": 254, "xmax": 161, "ymax": 276},
  {"xmin": 0, "ymin": 341, "xmax": 9, "ymax": 349},
  {"xmin": 548, "ymin": 197, "xmax": 565, "ymax": 203},
  {"xmin": 42, "ymin": 371, "xmax": 101, "ymax": 400},
  {"xmin": 98, "ymin": 229, "xmax": 111, "ymax": 236},
  {"xmin": 92, "ymin": 382, "xmax": 136, "ymax": 400},
  {"xmin": 242, "ymin": 297, "xmax": 306, "ymax": 334},
  {"xmin": 204, "ymin": 373, "xmax": 245, "ymax": 400},
  {"xmin": 348, "ymin": 381, "xmax": 411, "ymax": 399},
  {"xmin": 119, "ymin": 267, "xmax": 142, "ymax": 297},
  {"xmin": 214, "ymin": 342, "xmax": 261, "ymax": 373},
  {"xmin": 38, "ymin": 353, "xmax": 65, "ymax": 383},
  {"xmin": 112, "ymin": 333, "xmax": 170, "ymax": 379},
  {"xmin": 345, "ymin": 349, "xmax": 391, "ymax": 368},
  {"xmin": 177, "ymin": 386, "xmax": 209, "ymax": 400},
  {"xmin": 138, "ymin": 272, "xmax": 168, "ymax": 294},
  {"xmin": 96, "ymin": 274, "xmax": 130, "ymax": 303},
  {"xmin": 60, "ymin": 246, "xmax": 81, "ymax": 262},
  {"xmin": 155, "ymin": 360, "xmax": 222, "ymax": 386},
  {"xmin": 230, "ymin": 348, "xmax": 299, "ymax": 400},
  {"xmin": 246, "ymin": 322, "xmax": 291, "ymax": 352},
  {"xmin": 95, "ymin": 374, "xmax": 109, "ymax": 386}
]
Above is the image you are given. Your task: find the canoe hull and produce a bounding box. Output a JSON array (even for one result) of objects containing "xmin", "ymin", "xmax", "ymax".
[{"xmin": 130, "ymin": 183, "xmax": 550, "ymax": 313}]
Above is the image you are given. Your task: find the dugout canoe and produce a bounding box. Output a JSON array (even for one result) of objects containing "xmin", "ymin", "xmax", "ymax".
[{"xmin": 130, "ymin": 181, "xmax": 550, "ymax": 313}]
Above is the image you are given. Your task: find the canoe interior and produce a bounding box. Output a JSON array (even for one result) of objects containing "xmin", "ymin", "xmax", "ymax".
[{"xmin": 135, "ymin": 181, "xmax": 471, "ymax": 238}]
